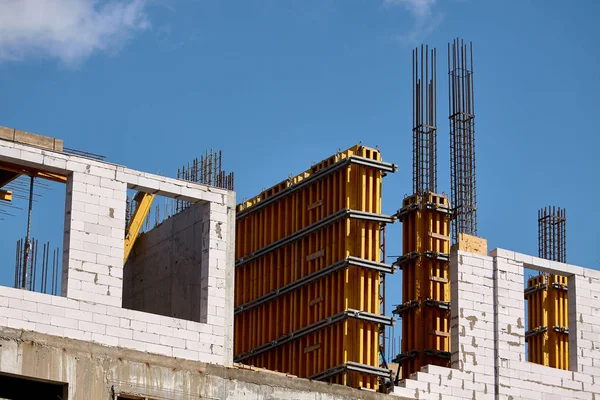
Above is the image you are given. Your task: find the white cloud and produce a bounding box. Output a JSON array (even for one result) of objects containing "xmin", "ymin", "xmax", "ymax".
[
  {"xmin": 385, "ymin": 0, "xmax": 443, "ymax": 46},
  {"xmin": 0, "ymin": 0, "xmax": 150, "ymax": 66},
  {"xmin": 384, "ymin": 0, "xmax": 436, "ymax": 18}
]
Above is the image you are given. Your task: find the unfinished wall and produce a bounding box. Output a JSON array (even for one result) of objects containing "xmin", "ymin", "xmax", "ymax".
[
  {"xmin": 0, "ymin": 326, "xmax": 405, "ymax": 400},
  {"xmin": 0, "ymin": 138, "xmax": 236, "ymax": 366},
  {"xmin": 124, "ymin": 202, "xmax": 206, "ymax": 322},
  {"xmin": 392, "ymin": 249, "xmax": 600, "ymax": 399}
]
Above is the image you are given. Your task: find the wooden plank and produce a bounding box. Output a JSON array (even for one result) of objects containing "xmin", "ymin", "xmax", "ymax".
[
  {"xmin": 307, "ymin": 249, "xmax": 324, "ymax": 261},
  {"xmin": 308, "ymin": 199, "xmax": 323, "ymax": 210},
  {"xmin": 428, "ymin": 231, "xmax": 450, "ymax": 241}
]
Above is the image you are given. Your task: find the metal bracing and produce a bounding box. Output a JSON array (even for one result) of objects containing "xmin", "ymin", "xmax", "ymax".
[
  {"xmin": 448, "ymin": 38, "xmax": 477, "ymax": 244},
  {"xmin": 413, "ymin": 45, "xmax": 437, "ymax": 195}
]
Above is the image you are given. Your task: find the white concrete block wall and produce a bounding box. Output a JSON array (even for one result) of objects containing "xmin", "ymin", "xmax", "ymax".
[
  {"xmin": 392, "ymin": 249, "xmax": 600, "ymax": 400},
  {"xmin": 0, "ymin": 139, "xmax": 236, "ymax": 366},
  {"xmin": 200, "ymin": 201, "xmax": 235, "ymax": 361},
  {"xmin": 0, "ymin": 285, "xmax": 226, "ymax": 364},
  {"xmin": 64, "ymin": 171, "xmax": 127, "ymax": 307}
]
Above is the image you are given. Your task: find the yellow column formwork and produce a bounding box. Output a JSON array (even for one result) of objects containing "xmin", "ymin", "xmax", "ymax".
[
  {"xmin": 234, "ymin": 145, "xmax": 395, "ymax": 390},
  {"xmin": 525, "ymin": 274, "xmax": 569, "ymax": 370},
  {"xmin": 394, "ymin": 193, "xmax": 451, "ymax": 380}
]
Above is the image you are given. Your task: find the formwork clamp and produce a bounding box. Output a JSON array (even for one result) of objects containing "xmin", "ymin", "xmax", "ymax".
[
  {"xmin": 524, "ymin": 282, "xmax": 548, "ymax": 298},
  {"xmin": 551, "ymin": 282, "xmax": 568, "ymax": 291},
  {"xmin": 392, "ymin": 300, "xmax": 420, "ymax": 316},
  {"xmin": 552, "ymin": 325, "xmax": 569, "ymax": 334},
  {"xmin": 424, "ymin": 348, "xmax": 451, "ymax": 360},
  {"xmin": 425, "ymin": 202, "xmax": 452, "ymax": 216},
  {"xmin": 424, "ymin": 251, "xmax": 450, "ymax": 262},
  {"xmin": 394, "ymin": 252, "xmax": 420, "ymax": 268},
  {"xmin": 395, "ymin": 203, "xmax": 421, "ymax": 221},
  {"xmin": 392, "ymin": 350, "xmax": 419, "ymax": 364},
  {"xmin": 525, "ymin": 325, "xmax": 548, "ymax": 340},
  {"xmin": 424, "ymin": 299, "xmax": 451, "ymax": 311}
]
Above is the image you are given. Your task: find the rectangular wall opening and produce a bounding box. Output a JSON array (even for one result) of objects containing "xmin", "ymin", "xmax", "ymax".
[
  {"xmin": 122, "ymin": 189, "xmax": 207, "ymax": 323},
  {"xmin": 523, "ymin": 264, "xmax": 571, "ymax": 370},
  {"xmin": 0, "ymin": 372, "xmax": 67, "ymax": 400},
  {"xmin": 0, "ymin": 163, "xmax": 66, "ymax": 296}
]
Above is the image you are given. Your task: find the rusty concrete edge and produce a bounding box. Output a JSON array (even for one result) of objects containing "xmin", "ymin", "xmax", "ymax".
[{"xmin": 0, "ymin": 326, "xmax": 407, "ymax": 400}]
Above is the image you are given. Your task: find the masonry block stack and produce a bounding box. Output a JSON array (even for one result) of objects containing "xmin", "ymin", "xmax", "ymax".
[
  {"xmin": 234, "ymin": 145, "xmax": 396, "ymax": 390},
  {"xmin": 64, "ymin": 171, "xmax": 127, "ymax": 307},
  {"xmin": 393, "ymin": 192, "xmax": 452, "ymax": 380}
]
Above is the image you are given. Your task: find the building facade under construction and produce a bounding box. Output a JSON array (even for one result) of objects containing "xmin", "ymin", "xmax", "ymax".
[{"xmin": 0, "ymin": 36, "xmax": 598, "ymax": 400}]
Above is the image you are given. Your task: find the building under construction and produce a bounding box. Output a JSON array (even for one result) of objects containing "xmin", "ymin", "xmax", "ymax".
[{"xmin": 0, "ymin": 38, "xmax": 598, "ymax": 400}]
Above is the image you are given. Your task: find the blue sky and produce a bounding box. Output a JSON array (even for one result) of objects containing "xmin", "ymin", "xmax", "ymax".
[{"xmin": 0, "ymin": 0, "xmax": 599, "ymax": 356}]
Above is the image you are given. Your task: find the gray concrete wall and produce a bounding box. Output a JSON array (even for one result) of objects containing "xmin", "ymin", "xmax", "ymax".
[
  {"xmin": 0, "ymin": 326, "xmax": 400, "ymax": 400},
  {"xmin": 123, "ymin": 203, "xmax": 205, "ymax": 322}
]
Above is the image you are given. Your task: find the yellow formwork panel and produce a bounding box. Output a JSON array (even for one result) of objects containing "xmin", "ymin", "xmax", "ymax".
[
  {"xmin": 234, "ymin": 145, "xmax": 392, "ymax": 390},
  {"xmin": 241, "ymin": 319, "xmax": 380, "ymax": 388},
  {"xmin": 525, "ymin": 274, "xmax": 568, "ymax": 370},
  {"xmin": 397, "ymin": 193, "xmax": 451, "ymax": 380}
]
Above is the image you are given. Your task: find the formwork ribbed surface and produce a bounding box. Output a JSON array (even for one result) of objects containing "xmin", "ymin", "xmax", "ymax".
[
  {"xmin": 394, "ymin": 192, "xmax": 451, "ymax": 379},
  {"xmin": 234, "ymin": 145, "xmax": 395, "ymax": 390},
  {"xmin": 525, "ymin": 274, "xmax": 569, "ymax": 369}
]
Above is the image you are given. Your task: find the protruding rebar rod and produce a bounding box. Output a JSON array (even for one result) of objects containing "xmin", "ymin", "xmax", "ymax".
[
  {"xmin": 448, "ymin": 38, "xmax": 477, "ymax": 244},
  {"xmin": 21, "ymin": 176, "xmax": 35, "ymax": 289},
  {"xmin": 538, "ymin": 206, "xmax": 566, "ymax": 263},
  {"xmin": 412, "ymin": 45, "xmax": 438, "ymax": 195}
]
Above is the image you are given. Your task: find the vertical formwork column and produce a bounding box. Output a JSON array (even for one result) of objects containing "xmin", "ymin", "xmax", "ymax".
[
  {"xmin": 393, "ymin": 193, "xmax": 451, "ymax": 380},
  {"xmin": 526, "ymin": 206, "xmax": 568, "ymax": 370}
]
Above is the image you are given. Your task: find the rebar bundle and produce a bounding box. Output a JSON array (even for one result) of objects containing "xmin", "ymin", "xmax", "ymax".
[
  {"xmin": 538, "ymin": 206, "xmax": 566, "ymax": 263},
  {"xmin": 448, "ymin": 38, "xmax": 477, "ymax": 244},
  {"xmin": 14, "ymin": 237, "xmax": 60, "ymax": 294},
  {"xmin": 413, "ymin": 45, "xmax": 437, "ymax": 195},
  {"xmin": 176, "ymin": 149, "xmax": 234, "ymax": 213}
]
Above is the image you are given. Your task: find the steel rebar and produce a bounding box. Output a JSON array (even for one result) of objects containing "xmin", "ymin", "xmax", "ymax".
[{"xmin": 449, "ymin": 38, "xmax": 477, "ymax": 244}]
